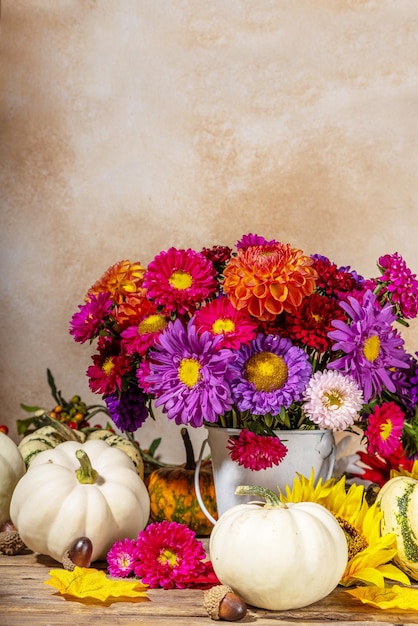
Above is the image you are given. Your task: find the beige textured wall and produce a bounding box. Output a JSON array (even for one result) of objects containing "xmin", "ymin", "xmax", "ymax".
[{"xmin": 1, "ymin": 1, "xmax": 418, "ymax": 462}]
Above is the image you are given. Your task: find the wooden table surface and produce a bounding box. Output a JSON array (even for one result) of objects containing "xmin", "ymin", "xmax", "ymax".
[{"xmin": 1, "ymin": 548, "xmax": 418, "ymax": 626}]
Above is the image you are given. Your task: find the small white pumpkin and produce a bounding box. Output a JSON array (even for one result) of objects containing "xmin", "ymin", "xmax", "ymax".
[
  {"xmin": 376, "ymin": 475, "xmax": 418, "ymax": 580},
  {"xmin": 10, "ymin": 439, "xmax": 150, "ymax": 563},
  {"xmin": 0, "ymin": 431, "xmax": 26, "ymax": 526},
  {"xmin": 209, "ymin": 485, "xmax": 348, "ymax": 611}
]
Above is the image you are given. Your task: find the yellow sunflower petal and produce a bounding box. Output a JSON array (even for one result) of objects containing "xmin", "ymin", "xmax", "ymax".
[{"xmin": 281, "ymin": 472, "xmax": 407, "ymax": 587}]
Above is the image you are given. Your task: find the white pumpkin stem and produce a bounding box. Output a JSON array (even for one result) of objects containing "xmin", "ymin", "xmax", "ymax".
[
  {"xmin": 75, "ymin": 449, "xmax": 99, "ymax": 484},
  {"xmin": 235, "ymin": 485, "xmax": 287, "ymax": 508}
]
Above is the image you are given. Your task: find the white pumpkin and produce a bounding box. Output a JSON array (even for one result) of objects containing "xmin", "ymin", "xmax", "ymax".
[
  {"xmin": 376, "ymin": 475, "xmax": 418, "ymax": 580},
  {"xmin": 209, "ymin": 485, "xmax": 348, "ymax": 611},
  {"xmin": 10, "ymin": 439, "xmax": 150, "ymax": 563},
  {"xmin": 0, "ymin": 431, "xmax": 26, "ymax": 526}
]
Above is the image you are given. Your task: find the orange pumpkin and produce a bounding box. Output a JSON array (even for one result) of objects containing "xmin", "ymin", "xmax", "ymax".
[{"xmin": 146, "ymin": 428, "xmax": 217, "ymax": 535}]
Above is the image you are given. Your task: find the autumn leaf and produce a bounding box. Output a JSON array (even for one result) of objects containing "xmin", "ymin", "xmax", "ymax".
[
  {"xmin": 45, "ymin": 567, "xmax": 148, "ymax": 602},
  {"xmin": 346, "ymin": 585, "xmax": 418, "ymax": 610}
]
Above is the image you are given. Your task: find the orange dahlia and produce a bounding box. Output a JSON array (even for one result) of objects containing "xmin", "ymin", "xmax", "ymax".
[
  {"xmin": 222, "ymin": 243, "xmax": 317, "ymax": 321},
  {"xmin": 88, "ymin": 260, "xmax": 145, "ymax": 305}
]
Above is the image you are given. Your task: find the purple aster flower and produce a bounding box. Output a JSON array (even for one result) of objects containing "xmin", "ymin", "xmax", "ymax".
[
  {"xmin": 69, "ymin": 292, "xmax": 113, "ymax": 343},
  {"xmin": 236, "ymin": 233, "xmax": 278, "ymax": 249},
  {"xmin": 328, "ymin": 290, "xmax": 410, "ymax": 403},
  {"xmin": 144, "ymin": 318, "xmax": 236, "ymax": 427},
  {"xmin": 378, "ymin": 252, "xmax": 418, "ymax": 319},
  {"xmin": 229, "ymin": 334, "xmax": 312, "ymax": 415},
  {"xmin": 105, "ymin": 385, "xmax": 149, "ymax": 432}
]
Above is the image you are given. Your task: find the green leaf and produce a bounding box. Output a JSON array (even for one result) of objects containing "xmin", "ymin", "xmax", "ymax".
[
  {"xmin": 148, "ymin": 437, "xmax": 161, "ymax": 457},
  {"xmin": 19, "ymin": 403, "xmax": 43, "ymax": 413},
  {"xmin": 47, "ymin": 368, "xmax": 65, "ymax": 406}
]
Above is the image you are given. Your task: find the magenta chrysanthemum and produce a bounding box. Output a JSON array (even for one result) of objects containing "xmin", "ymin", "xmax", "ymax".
[
  {"xmin": 378, "ymin": 252, "xmax": 418, "ymax": 319},
  {"xmin": 107, "ymin": 538, "xmax": 139, "ymax": 578},
  {"xmin": 69, "ymin": 292, "xmax": 113, "ymax": 343},
  {"xmin": 328, "ymin": 290, "xmax": 410, "ymax": 402},
  {"xmin": 364, "ymin": 401, "xmax": 405, "ymax": 457},
  {"xmin": 236, "ymin": 233, "xmax": 278, "ymax": 249},
  {"xmin": 229, "ymin": 334, "xmax": 312, "ymax": 415},
  {"xmin": 194, "ymin": 296, "xmax": 258, "ymax": 349},
  {"xmin": 142, "ymin": 247, "xmax": 218, "ymax": 315},
  {"xmin": 227, "ymin": 429, "xmax": 288, "ymax": 469},
  {"xmin": 302, "ymin": 369, "xmax": 364, "ymax": 431},
  {"xmin": 145, "ymin": 318, "xmax": 236, "ymax": 427},
  {"xmin": 134, "ymin": 521, "xmax": 206, "ymax": 589}
]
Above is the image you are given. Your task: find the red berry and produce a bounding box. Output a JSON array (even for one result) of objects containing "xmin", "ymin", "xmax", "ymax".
[
  {"xmin": 67, "ymin": 421, "xmax": 78, "ymax": 429},
  {"xmin": 0, "ymin": 425, "xmax": 9, "ymax": 435}
]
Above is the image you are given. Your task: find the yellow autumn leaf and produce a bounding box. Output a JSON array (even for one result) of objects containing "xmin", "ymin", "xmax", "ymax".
[
  {"xmin": 346, "ymin": 585, "xmax": 418, "ymax": 610},
  {"xmin": 45, "ymin": 567, "xmax": 148, "ymax": 602}
]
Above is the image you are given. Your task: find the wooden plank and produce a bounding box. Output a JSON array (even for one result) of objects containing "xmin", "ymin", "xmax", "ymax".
[{"xmin": 1, "ymin": 551, "xmax": 418, "ymax": 625}]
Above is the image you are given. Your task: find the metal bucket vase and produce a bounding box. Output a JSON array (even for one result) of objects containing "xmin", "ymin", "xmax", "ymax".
[{"xmin": 195, "ymin": 426, "xmax": 336, "ymax": 525}]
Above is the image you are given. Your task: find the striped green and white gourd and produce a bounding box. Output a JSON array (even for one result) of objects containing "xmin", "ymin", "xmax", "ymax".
[
  {"xmin": 18, "ymin": 423, "xmax": 85, "ymax": 467},
  {"xmin": 376, "ymin": 475, "xmax": 418, "ymax": 581},
  {"xmin": 18, "ymin": 413, "xmax": 144, "ymax": 480},
  {"xmin": 86, "ymin": 429, "xmax": 144, "ymax": 480}
]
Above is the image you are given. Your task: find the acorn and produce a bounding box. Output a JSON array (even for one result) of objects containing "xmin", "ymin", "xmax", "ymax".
[
  {"xmin": 204, "ymin": 584, "xmax": 247, "ymax": 621},
  {"xmin": 62, "ymin": 536, "xmax": 93, "ymax": 570}
]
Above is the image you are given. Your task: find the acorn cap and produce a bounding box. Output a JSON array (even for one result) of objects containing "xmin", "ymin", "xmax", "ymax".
[{"xmin": 203, "ymin": 584, "xmax": 234, "ymax": 620}]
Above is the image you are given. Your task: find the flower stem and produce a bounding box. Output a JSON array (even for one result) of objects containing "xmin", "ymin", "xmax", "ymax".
[
  {"xmin": 75, "ymin": 449, "xmax": 98, "ymax": 484},
  {"xmin": 235, "ymin": 485, "xmax": 287, "ymax": 508}
]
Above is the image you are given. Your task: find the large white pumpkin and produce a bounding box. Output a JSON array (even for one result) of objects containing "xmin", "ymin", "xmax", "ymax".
[
  {"xmin": 0, "ymin": 431, "xmax": 26, "ymax": 526},
  {"xmin": 10, "ymin": 439, "xmax": 150, "ymax": 563},
  {"xmin": 209, "ymin": 485, "xmax": 348, "ymax": 611}
]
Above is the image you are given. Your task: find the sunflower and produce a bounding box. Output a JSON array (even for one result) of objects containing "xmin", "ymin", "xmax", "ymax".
[{"xmin": 279, "ymin": 472, "xmax": 410, "ymax": 587}]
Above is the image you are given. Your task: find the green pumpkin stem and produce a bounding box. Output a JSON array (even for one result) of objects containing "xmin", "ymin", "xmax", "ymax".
[
  {"xmin": 181, "ymin": 428, "xmax": 196, "ymax": 471},
  {"xmin": 75, "ymin": 449, "xmax": 99, "ymax": 484},
  {"xmin": 235, "ymin": 485, "xmax": 287, "ymax": 508}
]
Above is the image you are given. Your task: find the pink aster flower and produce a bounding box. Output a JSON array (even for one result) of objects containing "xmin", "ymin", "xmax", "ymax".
[
  {"xmin": 364, "ymin": 401, "xmax": 405, "ymax": 457},
  {"xmin": 194, "ymin": 296, "xmax": 258, "ymax": 349},
  {"xmin": 134, "ymin": 521, "xmax": 206, "ymax": 589},
  {"xmin": 107, "ymin": 538, "xmax": 140, "ymax": 578},
  {"xmin": 142, "ymin": 247, "xmax": 218, "ymax": 315},
  {"xmin": 227, "ymin": 429, "xmax": 288, "ymax": 470},
  {"xmin": 121, "ymin": 308, "xmax": 169, "ymax": 356},
  {"xmin": 69, "ymin": 292, "xmax": 113, "ymax": 343},
  {"xmin": 302, "ymin": 370, "xmax": 364, "ymax": 431},
  {"xmin": 378, "ymin": 252, "xmax": 418, "ymax": 319}
]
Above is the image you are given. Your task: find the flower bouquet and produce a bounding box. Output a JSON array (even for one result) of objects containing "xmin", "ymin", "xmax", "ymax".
[{"xmin": 70, "ymin": 234, "xmax": 418, "ymax": 479}]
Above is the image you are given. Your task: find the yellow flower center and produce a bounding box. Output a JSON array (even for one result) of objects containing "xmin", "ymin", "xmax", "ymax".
[
  {"xmin": 158, "ymin": 548, "xmax": 179, "ymax": 568},
  {"xmin": 245, "ymin": 352, "xmax": 288, "ymax": 392},
  {"xmin": 212, "ymin": 317, "xmax": 235, "ymax": 335},
  {"xmin": 138, "ymin": 314, "xmax": 167, "ymax": 335},
  {"xmin": 178, "ymin": 358, "xmax": 201, "ymax": 388},
  {"xmin": 363, "ymin": 335, "xmax": 380, "ymax": 362},
  {"xmin": 311, "ymin": 312, "xmax": 322, "ymax": 323},
  {"xmin": 380, "ymin": 419, "xmax": 393, "ymax": 441},
  {"xmin": 102, "ymin": 357, "xmax": 115, "ymax": 375},
  {"xmin": 336, "ymin": 516, "xmax": 368, "ymax": 559},
  {"xmin": 169, "ymin": 270, "xmax": 193, "ymax": 291},
  {"xmin": 323, "ymin": 389, "xmax": 343, "ymax": 409}
]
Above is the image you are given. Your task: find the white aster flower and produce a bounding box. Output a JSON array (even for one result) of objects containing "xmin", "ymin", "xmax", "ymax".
[{"xmin": 302, "ymin": 370, "xmax": 363, "ymax": 431}]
